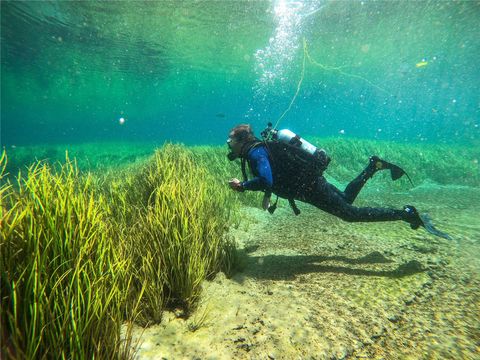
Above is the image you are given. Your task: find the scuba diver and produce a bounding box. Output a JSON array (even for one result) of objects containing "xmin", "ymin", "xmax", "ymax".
[{"xmin": 227, "ymin": 123, "xmax": 451, "ymax": 239}]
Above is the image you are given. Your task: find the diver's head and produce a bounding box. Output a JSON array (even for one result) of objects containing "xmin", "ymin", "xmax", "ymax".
[{"xmin": 227, "ymin": 124, "xmax": 256, "ymax": 160}]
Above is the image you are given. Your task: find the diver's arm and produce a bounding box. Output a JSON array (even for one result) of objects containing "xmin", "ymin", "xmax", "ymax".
[{"xmin": 241, "ymin": 149, "xmax": 273, "ymax": 191}]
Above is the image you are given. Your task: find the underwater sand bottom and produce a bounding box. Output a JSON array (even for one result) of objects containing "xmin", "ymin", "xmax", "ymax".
[{"xmin": 131, "ymin": 186, "xmax": 480, "ymax": 359}]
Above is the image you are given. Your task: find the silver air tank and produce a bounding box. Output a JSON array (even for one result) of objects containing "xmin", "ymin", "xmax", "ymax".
[{"xmin": 276, "ymin": 129, "xmax": 318, "ymax": 155}]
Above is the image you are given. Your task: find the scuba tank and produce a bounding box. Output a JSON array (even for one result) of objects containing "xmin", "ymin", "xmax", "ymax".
[
  {"xmin": 277, "ymin": 129, "xmax": 318, "ymax": 156},
  {"xmin": 261, "ymin": 122, "xmax": 330, "ymax": 168}
]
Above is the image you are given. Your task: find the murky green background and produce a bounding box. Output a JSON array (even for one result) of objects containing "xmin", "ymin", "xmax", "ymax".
[{"xmin": 2, "ymin": 1, "xmax": 479, "ymax": 146}]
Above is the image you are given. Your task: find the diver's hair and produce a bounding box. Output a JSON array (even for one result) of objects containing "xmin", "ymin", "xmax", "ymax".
[{"xmin": 229, "ymin": 124, "xmax": 256, "ymax": 142}]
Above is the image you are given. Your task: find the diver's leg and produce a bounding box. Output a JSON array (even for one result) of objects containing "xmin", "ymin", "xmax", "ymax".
[
  {"xmin": 308, "ymin": 177, "xmax": 411, "ymax": 223},
  {"xmin": 304, "ymin": 178, "xmax": 450, "ymax": 237},
  {"xmin": 343, "ymin": 156, "xmax": 412, "ymax": 204},
  {"xmin": 342, "ymin": 158, "xmax": 378, "ymax": 204}
]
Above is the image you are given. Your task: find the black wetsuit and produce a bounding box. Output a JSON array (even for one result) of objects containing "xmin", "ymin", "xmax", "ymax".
[{"xmin": 241, "ymin": 143, "xmax": 406, "ymax": 223}]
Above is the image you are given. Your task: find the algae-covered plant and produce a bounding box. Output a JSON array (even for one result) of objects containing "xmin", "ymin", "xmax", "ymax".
[
  {"xmin": 111, "ymin": 144, "xmax": 238, "ymax": 325},
  {"xmin": 1, "ymin": 137, "xmax": 478, "ymax": 358},
  {"xmin": 0, "ymin": 145, "xmax": 238, "ymax": 358},
  {"xmin": 312, "ymin": 137, "xmax": 480, "ymax": 187},
  {"xmin": 0, "ymin": 151, "xmax": 133, "ymax": 359}
]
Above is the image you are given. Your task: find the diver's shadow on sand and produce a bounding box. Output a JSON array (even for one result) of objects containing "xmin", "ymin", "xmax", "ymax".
[{"xmin": 237, "ymin": 250, "xmax": 425, "ymax": 280}]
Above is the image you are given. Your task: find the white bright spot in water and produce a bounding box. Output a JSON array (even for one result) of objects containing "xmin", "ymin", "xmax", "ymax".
[
  {"xmin": 253, "ymin": 0, "xmax": 323, "ymax": 93},
  {"xmin": 119, "ymin": 117, "xmax": 125, "ymax": 125},
  {"xmin": 339, "ymin": 129, "xmax": 345, "ymax": 135},
  {"xmin": 361, "ymin": 44, "xmax": 370, "ymax": 53}
]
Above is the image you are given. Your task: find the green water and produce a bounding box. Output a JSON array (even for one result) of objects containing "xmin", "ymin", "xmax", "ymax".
[{"xmin": 2, "ymin": 1, "xmax": 479, "ymax": 148}]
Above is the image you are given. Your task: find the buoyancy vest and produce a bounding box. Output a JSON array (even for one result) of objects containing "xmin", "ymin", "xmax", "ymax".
[{"xmin": 241, "ymin": 139, "xmax": 330, "ymax": 215}]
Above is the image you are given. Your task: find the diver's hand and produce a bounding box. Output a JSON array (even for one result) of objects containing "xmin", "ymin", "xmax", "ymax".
[{"xmin": 228, "ymin": 178, "xmax": 244, "ymax": 192}]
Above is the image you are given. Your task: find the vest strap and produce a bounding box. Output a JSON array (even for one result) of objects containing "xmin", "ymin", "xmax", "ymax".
[
  {"xmin": 288, "ymin": 198, "xmax": 301, "ymax": 215},
  {"xmin": 241, "ymin": 157, "xmax": 248, "ymax": 182}
]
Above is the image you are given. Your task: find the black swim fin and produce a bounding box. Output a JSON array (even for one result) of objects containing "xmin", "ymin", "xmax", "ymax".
[
  {"xmin": 404, "ymin": 205, "xmax": 452, "ymax": 240},
  {"xmin": 370, "ymin": 156, "xmax": 414, "ymax": 186},
  {"xmin": 419, "ymin": 214, "xmax": 452, "ymax": 240}
]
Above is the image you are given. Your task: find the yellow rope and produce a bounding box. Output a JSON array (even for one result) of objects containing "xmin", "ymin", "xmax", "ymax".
[
  {"xmin": 273, "ymin": 38, "xmax": 307, "ymax": 130},
  {"xmin": 273, "ymin": 38, "xmax": 390, "ymax": 129},
  {"xmin": 305, "ymin": 42, "xmax": 390, "ymax": 94}
]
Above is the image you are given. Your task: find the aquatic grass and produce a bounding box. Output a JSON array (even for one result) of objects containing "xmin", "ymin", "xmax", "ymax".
[
  {"xmin": 3, "ymin": 141, "xmax": 155, "ymax": 179},
  {"xmin": 191, "ymin": 145, "xmax": 261, "ymax": 208},
  {"xmin": 122, "ymin": 144, "xmax": 237, "ymax": 323},
  {"xmin": 310, "ymin": 137, "xmax": 480, "ymax": 187},
  {"xmin": 6, "ymin": 139, "xmax": 478, "ymax": 188},
  {"xmin": 96, "ymin": 144, "xmax": 238, "ymax": 325},
  {"xmin": 4, "ymin": 136, "xmax": 471, "ymax": 355},
  {"xmin": 187, "ymin": 299, "xmax": 212, "ymax": 332},
  {"xmin": 0, "ymin": 152, "xmax": 135, "ymax": 359}
]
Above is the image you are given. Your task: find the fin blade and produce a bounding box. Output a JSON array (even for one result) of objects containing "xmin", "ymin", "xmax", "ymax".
[
  {"xmin": 420, "ymin": 214, "xmax": 452, "ymax": 240},
  {"xmin": 389, "ymin": 163, "xmax": 415, "ymax": 187},
  {"xmin": 390, "ymin": 165, "xmax": 405, "ymax": 181}
]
